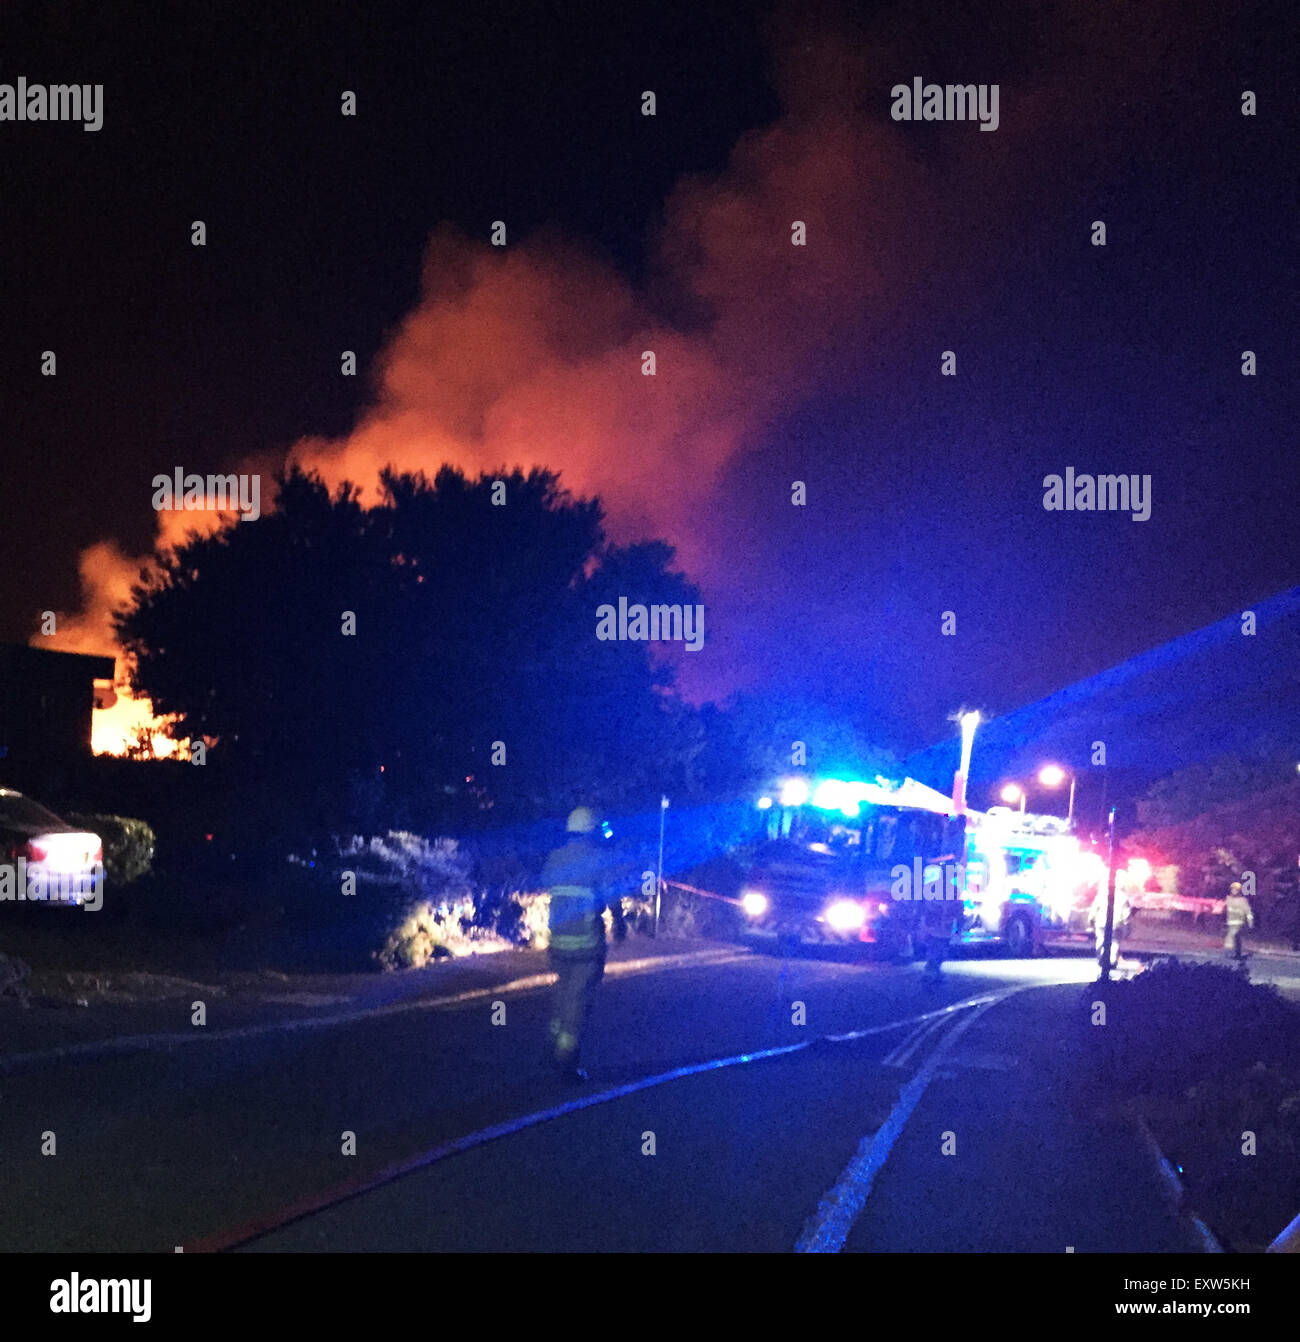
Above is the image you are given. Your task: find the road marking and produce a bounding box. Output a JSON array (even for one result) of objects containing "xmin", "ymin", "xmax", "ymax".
[
  {"xmin": 182, "ymin": 986, "xmax": 1039, "ymax": 1252},
  {"xmin": 883, "ymin": 1011, "xmax": 967, "ymax": 1068},
  {"xmin": 823, "ymin": 991, "xmax": 1003, "ymax": 1046},
  {"xmin": 794, "ymin": 983, "xmax": 1041, "ymax": 1253},
  {"xmin": 0, "ymin": 947, "xmax": 751, "ymax": 1077},
  {"xmin": 881, "ymin": 1018, "xmax": 934, "ymax": 1067}
]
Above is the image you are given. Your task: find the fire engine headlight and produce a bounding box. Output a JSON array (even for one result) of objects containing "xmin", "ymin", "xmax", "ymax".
[
  {"xmin": 825, "ymin": 899, "xmax": 866, "ymax": 931},
  {"xmin": 741, "ymin": 890, "xmax": 769, "ymax": 918}
]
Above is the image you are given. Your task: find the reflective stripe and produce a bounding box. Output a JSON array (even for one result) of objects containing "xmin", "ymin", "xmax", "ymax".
[
  {"xmin": 544, "ymin": 830, "xmax": 608, "ymax": 958},
  {"xmin": 550, "ymin": 932, "xmax": 602, "ymax": 951},
  {"xmin": 548, "ymin": 883, "xmax": 602, "ymax": 950}
]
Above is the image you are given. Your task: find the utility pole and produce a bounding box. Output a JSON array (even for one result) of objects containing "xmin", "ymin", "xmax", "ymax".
[
  {"xmin": 654, "ymin": 795, "xmax": 668, "ymax": 937},
  {"xmin": 1100, "ymin": 804, "xmax": 1118, "ymax": 980}
]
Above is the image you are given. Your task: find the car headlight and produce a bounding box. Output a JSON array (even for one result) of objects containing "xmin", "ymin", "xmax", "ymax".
[
  {"xmin": 741, "ymin": 890, "xmax": 769, "ymax": 918},
  {"xmin": 825, "ymin": 899, "xmax": 866, "ymax": 931}
]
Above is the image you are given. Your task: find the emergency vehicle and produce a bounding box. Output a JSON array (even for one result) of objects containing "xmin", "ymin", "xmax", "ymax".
[
  {"xmin": 959, "ymin": 806, "xmax": 1126, "ymax": 955},
  {"xmin": 739, "ymin": 775, "xmax": 967, "ymax": 959},
  {"xmin": 739, "ymin": 779, "xmax": 1138, "ymax": 958}
]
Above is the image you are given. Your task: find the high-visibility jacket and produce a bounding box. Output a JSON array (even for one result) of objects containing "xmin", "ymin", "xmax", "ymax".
[
  {"xmin": 543, "ymin": 837, "xmax": 608, "ymax": 956},
  {"xmin": 1225, "ymin": 894, "xmax": 1254, "ymax": 930}
]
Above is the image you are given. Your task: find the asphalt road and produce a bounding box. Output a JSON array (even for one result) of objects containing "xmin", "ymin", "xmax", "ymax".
[{"xmin": 2, "ymin": 936, "xmax": 1294, "ymax": 1253}]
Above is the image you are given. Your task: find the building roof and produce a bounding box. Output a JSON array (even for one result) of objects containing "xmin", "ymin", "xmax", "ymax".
[{"xmin": 0, "ymin": 643, "xmax": 116, "ymax": 680}]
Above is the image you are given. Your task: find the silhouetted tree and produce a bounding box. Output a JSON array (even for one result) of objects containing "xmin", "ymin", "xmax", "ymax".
[{"xmin": 117, "ymin": 465, "xmax": 704, "ymax": 841}]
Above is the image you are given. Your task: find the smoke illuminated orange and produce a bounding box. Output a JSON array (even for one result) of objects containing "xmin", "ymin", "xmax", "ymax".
[{"xmin": 44, "ymin": 10, "xmax": 1170, "ymax": 727}]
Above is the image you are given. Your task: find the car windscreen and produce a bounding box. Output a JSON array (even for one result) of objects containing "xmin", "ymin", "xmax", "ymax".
[{"xmin": 0, "ymin": 794, "xmax": 69, "ymax": 833}]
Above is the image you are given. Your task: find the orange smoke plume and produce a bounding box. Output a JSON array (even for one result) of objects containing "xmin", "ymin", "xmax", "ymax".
[{"xmin": 44, "ymin": 4, "xmax": 1191, "ymax": 746}]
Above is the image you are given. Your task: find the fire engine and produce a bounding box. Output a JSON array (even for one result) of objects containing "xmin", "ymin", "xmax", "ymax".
[
  {"xmin": 739, "ymin": 775, "xmax": 968, "ymax": 959},
  {"xmin": 739, "ymin": 778, "xmax": 1139, "ymax": 958},
  {"xmin": 960, "ymin": 806, "xmax": 1126, "ymax": 955}
]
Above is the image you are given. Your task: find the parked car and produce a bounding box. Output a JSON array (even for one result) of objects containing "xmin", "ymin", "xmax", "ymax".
[{"xmin": 0, "ymin": 789, "xmax": 102, "ymax": 907}]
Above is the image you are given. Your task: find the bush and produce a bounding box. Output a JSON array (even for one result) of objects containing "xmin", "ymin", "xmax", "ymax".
[
  {"xmin": 378, "ymin": 903, "xmax": 461, "ymax": 969},
  {"xmin": 655, "ymin": 885, "xmax": 742, "ymax": 940},
  {"xmin": 1077, "ymin": 959, "xmax": 1300, "ymax": 1099},
  {"xmin": 295, "ymin": 832, "xmax": 552, "ymax": 970},
  {"xmin": 65, "ymin": 813, "xmax": 156, "ymax": 885},
  {"xmin": 650, "ymin": 851, "xmax": 748, "ymax": 940},
  {"xmin": 333, "ymin": 831, "xmax": 474, "ymax": 906},
  {"xmin": 1157, "ymin": 1062, "xmax": 1300, "ymax": 1250},
  {"xmin": 375, "ymin": 889, "xmax": 553, "ymax": 969}
]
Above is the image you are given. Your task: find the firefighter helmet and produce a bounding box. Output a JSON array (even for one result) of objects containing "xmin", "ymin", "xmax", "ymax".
[{"xmin": 565, "ymin": 806, "xmax": 599, "ymax": 834}]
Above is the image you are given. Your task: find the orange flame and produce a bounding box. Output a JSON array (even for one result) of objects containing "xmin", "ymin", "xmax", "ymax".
[{"xmin": 37, "ymin": 516, "xmax": 231, "ymax": 757}]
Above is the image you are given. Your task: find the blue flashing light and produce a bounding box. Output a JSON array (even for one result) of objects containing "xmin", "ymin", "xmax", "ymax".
[
  {"xmin": 811, "ymin": 779, "xmax": 846, "ymax": 810},
  {"xmin": 811, "ymin": 777, "xmax": 865, "ymax": 817}
]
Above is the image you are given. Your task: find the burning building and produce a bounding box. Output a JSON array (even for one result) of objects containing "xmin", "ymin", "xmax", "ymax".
[{"xmin": 0, "ymin": 644, "xmax": 115, "ymax": 764}]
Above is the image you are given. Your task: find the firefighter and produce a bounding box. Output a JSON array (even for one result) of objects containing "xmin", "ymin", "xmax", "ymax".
[
  {"xmin": 1224, "ymin": 881, "xmax": 1254, "ymax": 961},
  {"xmin": 543, "ymin": 806, "xmax": 613, "ymax": 1081},
  {"xmin": 921, "ymin": 897, "xmax": 957, "ymax": 979}
]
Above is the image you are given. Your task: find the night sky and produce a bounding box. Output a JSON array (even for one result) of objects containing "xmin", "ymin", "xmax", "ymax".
[{"xmin": 2, "ymin": 0, "xmax": 1295, "ymax": 761}]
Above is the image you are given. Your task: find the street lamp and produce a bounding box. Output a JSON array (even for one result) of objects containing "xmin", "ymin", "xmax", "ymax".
[
  {"xmin": 1038, "ymin": 764, "xmax": 1076, "ymax": 826},
  {"xmin": 1000, "ymin": 782, "xmax": 1026, "ymax": 813}
]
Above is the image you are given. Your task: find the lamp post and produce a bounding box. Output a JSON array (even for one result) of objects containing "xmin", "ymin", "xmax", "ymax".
[
  {"xmin": 1100, "ymin": 804, "xmax": 1118, "ymax": 980},
  {"xmin": 1000, "ymin": 783, "xmax": 1026, "ymax": 814},
  {"xmin": 654, "ymin": 795, "xmax": 668, "ymax": 938}
]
